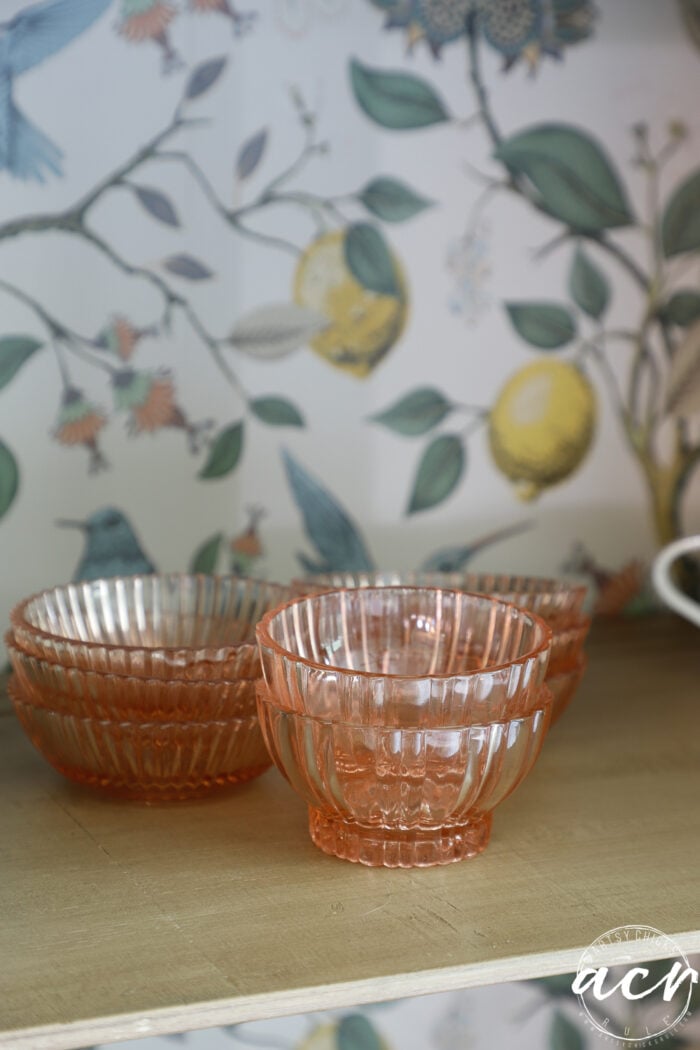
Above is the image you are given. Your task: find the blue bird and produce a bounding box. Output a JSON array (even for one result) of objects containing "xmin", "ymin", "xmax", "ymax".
[
  {"xmin": 420, "ymin": 521, "xmax": 532, "ymax": 572},
  {"xmin": 57, "ymin": 506, "xmax": 157, "ymax": 581},
  {"xmin": 0, "ymin": 0, "xmax": 112, "ymax": 182}
]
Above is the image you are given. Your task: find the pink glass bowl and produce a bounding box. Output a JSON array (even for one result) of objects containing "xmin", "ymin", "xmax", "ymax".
[
  {"xmin": 289, "ymin": 574, "xmax": 590, "ymax": 709},
  {"xmin": 291, "ymin": 572, "xmax": 587, "ymax": 626},
  {"xmin": 548, "ymin": 616, "xmax": 590, "ymax": 675},
  {"xmin": 256, "ymin": 587, "xmax": 552, "ymax": 726},
  {"xmin": 8, "ymin": 676, "xmax": 271, "ymax": 801},
  {"xmin": 257, "ymin": 682, "xmax": 552, "ymax": 867},
  {"xmin": 10, "ymin": 575, "xmax": 289, "ymax": 680},
  {"xmin": 6, "ymin": 633, "xmax": 259, "ymax": 722},
  {"xmin": 548, "ymin": 656, "xmax": 587, "ymax": 725}
]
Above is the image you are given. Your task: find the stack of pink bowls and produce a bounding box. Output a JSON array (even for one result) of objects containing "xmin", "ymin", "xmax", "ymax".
[
  {"xmin": 6, "ymin": 574, "xmax": 289, "ymax": 800},
  {"xmin": 256, "ymin": 586, "xmax": 555, "ymax": 868},
  {"xmin": 291, "ymin": 572, "xmax": 590, "ymax": 724}
]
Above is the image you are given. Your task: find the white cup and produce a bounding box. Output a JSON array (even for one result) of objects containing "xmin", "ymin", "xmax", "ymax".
[{"xmin": 652, "ymin": 536, "xmax": 700, "ymax": 627}]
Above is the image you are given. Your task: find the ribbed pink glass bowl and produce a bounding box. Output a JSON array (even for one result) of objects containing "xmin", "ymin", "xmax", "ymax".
[
  {"xmin": 10, "ymin": 575, "xmax": 289, "ymax": 680},
  {"xmin": 290, "ymin": 573, "xmax": 590, "ymax": 719},
  {"xmin": 8, "ymin": 676, "xmax": 271, "ymax": 801},
  {"xmin": 6, "ymin": 633, "xmax": 259, "ymax": 722},
  {"xmin": 256, "ymin": 587, "xmax": 552, "ymax": 726},
  {"xmin": 255, "ymin": 587, "xmax": 553, "ymax": 866},
  {"xmin": 257, "ymin": 682, "xmax": 552, "ymax": 867}
]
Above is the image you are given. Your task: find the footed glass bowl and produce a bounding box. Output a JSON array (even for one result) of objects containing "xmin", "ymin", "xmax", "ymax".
[
  {"xmin": 257, "ymin": 682, "xmax": 552, "ymax": 867},
  {"xmin": 256, "ymin": 586, "xmax": 552, "ymax": 726},
  {"xmin": 8, "ymin": 676, "xmax": 271, "ymax": 801},
  {"xmin": 6, "ymin": 633, "xmax": 259, "ymax": 722},
  {"xmin": 10, "ymin": 575, "xmax": 289, "ymax": 680}
]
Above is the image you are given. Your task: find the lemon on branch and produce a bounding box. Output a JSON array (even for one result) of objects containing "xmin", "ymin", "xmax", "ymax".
[
  {"xmin": 293, "ymin": 225, "xmax": 408, "ymax": 378},
  {"xmin": 489, "ymin": 359, "xmax": 596, "ymax": 500}
]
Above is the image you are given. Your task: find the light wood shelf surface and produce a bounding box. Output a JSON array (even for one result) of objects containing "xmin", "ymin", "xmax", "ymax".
[{"xmin": 1, "ymin": 616, "xmax": 699, "ymax": 1049}]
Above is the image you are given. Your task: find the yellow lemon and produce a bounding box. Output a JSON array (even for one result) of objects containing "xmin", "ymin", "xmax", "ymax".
[
  {"xmin": 489, "ymin": 359, "xmax": 596, "ymax": 501},
  {"xmin": 293, "ymin": 229, "xmax": 407, "ymax": 378}
]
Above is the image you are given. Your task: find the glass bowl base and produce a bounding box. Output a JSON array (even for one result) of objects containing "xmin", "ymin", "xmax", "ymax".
[
  {"xmin": 308, "ymin": 808, "xmax": 493, "ymax": 868},
  {"xmin": 46, "ymin": 761, "xmax": 271, "ymax": 801}
]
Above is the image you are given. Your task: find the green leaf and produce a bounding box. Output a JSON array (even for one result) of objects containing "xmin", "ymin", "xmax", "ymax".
[
  {"xmin": 494, "ymin": 124, "xmax": 634, "ymax": 231},
  {"xmin": 199, "ymin": 422, "xmax": 244, "ymax": 479},
  {"xmin": 408, "ymin": 435, "xmax": 465, "ymax": 514},
  {"xmin": 349, "ymin": 58, "xmax": 450, "ymax": 130},
  {"xmin": 344, "ymin": 223, "xmax": 401, "ymax": 298},
  {"xmin": 132, "ymin": 185, "xmax": 180, "ymax": 228},
  {"xmin": 185, "ymin": 56, "xmax": 227, "ymax": 100},
  {"xmin": 358, "ymin": 177, "xmax": 433, "ymax": 223},
  {"xmin": 0, "ymin": 336, "xmax": 42, "ymax": 389},
  {"xmin": 549, "ymin": 1011, "xmax": 584, "ymax": 1050},
  {"xmin": 337, "ymin": 1014, "xmax": 384, "ymax": 1050},
  {"xmin": 506, "ymin": 302, "xmax": 576, "ymax": 349},
  {"xmin": 371, "ymin": 387, "xmax": 452, "ymax": 436},
  {"xmin": 569, "ymin": 247, "xmax": 610, "ymax": 319},
  {"xmin": 662, "ymin": 291, "xmax": 700, "ymax": 326},
  {"xmin": 283, "ymin": 450, "xmax": 374, "ymax": 572},
  {"xmin": 662, "ymin": 170, "xmax": 700, "ymax": 256},
  {"xmin": 190, "ymin": 532, "xmax": 223, "ymax": 574},
  {"xmin": 0, "ymin": 439, "xmax": 19, "ymax": 521},
  {"xmin": 251, "ymin": 397, "xmax": 304, "ymax": 427}
]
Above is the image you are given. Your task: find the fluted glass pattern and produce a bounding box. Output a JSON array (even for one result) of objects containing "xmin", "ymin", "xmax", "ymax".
[
  {"xmin": 11, "ymin": 575, "xmax": 289, "ymax": 679},
  {"xmin": 257, "ymin": 684, "xmax": 552, "ymax": 867},
  {"xmin": 289, "ymin": 574, "xmax": 589, "ymax": 720},
  {"xmin": 9, "ymin": 677, "xmax": 271, "ymax": 801},
  {"xmin": 257, "ymin": 587, "xmax": 551, "ymax": 726},
  {"xmin": 6, "ymin": 634, "xmax": 259, "ymax": 722}
]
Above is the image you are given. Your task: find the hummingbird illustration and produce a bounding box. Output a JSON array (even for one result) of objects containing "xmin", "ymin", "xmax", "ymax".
[
  {"xmin": 0, "ymin": 0, "xmax": 112, "ymax": 182},
  {"xmin": 57, "ymin": 506, "xmax": 157, "ymax": 581},
  {"xmin": 420, "ymin": 521, "xmax": 532, "ymax": 572}
]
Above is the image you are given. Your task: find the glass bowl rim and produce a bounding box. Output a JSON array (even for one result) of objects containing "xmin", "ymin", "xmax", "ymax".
[
  {"xmin": 10, "ymin": 573, "xmax": 288, "ymax": 656},
  {"xmin": 256, "ymin": 585, "xmax": 553, "ymax": 682},
  {"xmin": 7, "ymin": 675, "xmax": 261, "ymax": 730},
  {"xmin": 256, "ymin": 680, "xmax": 553, "ymax": 731},
  {"xmin": 292, "ymin": 571, "xmax": 588, "ymax": 603},
  {"xmin": 5, "ymin": 629, "xmax": 263, "ymax": 689}
]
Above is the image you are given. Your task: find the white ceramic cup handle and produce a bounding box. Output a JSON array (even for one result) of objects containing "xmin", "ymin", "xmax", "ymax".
[{"xmin": 652, "ymin": 535, "xmax": 700, "ymax": 627}]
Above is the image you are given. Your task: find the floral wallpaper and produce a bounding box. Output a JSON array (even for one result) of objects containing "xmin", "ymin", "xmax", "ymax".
[{"xmin": 3, "ymin": 0, "xmax": 700, "ymax": 625}]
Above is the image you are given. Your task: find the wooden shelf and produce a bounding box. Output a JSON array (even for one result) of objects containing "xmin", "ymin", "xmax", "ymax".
[{"xmin": 1, "ymin": 616, "xmax": 699, "ymax": 1050}]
